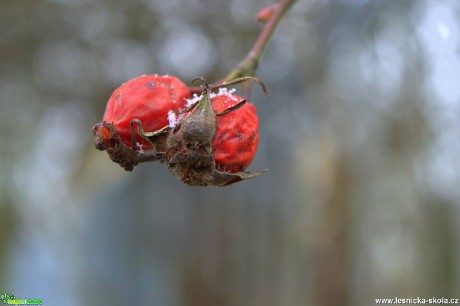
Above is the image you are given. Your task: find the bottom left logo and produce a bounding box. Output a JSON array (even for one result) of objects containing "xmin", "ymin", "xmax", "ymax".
[{"xmin": 0, "ymin": 293, "xmax": 42, "ymax": 305}]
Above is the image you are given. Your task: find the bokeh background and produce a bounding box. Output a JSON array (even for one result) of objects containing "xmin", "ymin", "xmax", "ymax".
[{"xmin": 1, "ymin": 0, "xmax": 460, "ymax": 305}]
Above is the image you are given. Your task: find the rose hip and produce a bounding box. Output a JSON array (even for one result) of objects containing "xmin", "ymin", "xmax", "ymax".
[
  {"xmin": 102, "ymin": 74, "xmax": 190, "ymax": 149},
  {"xmin": 211, "ymin": 93, "xmax": 259, "ymax": 172},
  {"xmin": 93, "ymin": 75, "xmax": 267, "ymax": 185}
]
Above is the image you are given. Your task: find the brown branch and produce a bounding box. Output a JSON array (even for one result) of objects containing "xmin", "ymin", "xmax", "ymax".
[
  {"xmin": 189, "ymin": 0, "xmax": 297, "ymax": 95},
  {"xmin": 224, "ymin": 0, "xmax": 298, "ymax": 81}
]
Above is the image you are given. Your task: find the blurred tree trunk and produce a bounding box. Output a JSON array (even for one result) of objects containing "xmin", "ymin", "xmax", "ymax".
[{"xmin": 312, "ymin": 151, "xmax": 350, "ymax": 306}]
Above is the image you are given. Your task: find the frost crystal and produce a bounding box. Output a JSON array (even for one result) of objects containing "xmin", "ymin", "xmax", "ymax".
[
  {"xmin": 136, "ymin": 143, "xmax": 144, "ymax": 154},
  {"xmin": 210, "ymin": 87, "xmax": 238, "ymax": 102},
  {"xmin": 168, "ymin": 110, "xmax": 185, "ymax": 128},
  {"xmin": 185, "ymin": 93, "xmax": 203, "ymax": 108},
  {"xmin": 168, "ymin": 110, "xmax": 178, "ymax": 127},
  {"xmin": 184, "ymin": 87, "xmax": 239, "ymax": 110}
]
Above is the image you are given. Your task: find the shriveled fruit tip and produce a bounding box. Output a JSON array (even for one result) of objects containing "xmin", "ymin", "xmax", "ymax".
[{"xmin": 93, "ymin": 121, "xmax": 116, "ymax": 151}]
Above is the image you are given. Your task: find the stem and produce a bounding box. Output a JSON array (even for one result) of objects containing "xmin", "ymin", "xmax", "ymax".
[
  {"xmin": 225, "ymin": 0, "xmax": 298, "ymax": 81},
  {"xmin": 188, "ymin": 0, "xmax": 297, "ymax": 95}
]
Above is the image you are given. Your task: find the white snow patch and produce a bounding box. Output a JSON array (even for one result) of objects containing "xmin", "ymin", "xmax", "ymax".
[
  {"xmin": 210, "ymin": 87, "xmax": 238, "ymax": 102},
  {"xmin": 168, "ymin": 110, "xmax": 185, "ymax": 128},
  {"xmin": 185, "ymin": 93, "xmax": 202, "ymax": 107},
  {"xmin": 183, "ymin": 87, "xmax": 239, "ymax": 109},
  {"xmin": 136, "ymin": 142, "xmax": 144, "ymax": 154}
]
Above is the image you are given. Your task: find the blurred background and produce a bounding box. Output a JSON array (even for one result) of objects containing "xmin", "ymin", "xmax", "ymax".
[{"xmin": 1, "ymin": 0, "xmax": 459, "ymax": 305}]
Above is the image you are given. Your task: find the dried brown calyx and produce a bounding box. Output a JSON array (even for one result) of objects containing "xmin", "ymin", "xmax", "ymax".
[{"xmin": 92, "ymin": 120, "xmax": 166, "ymax": 171}]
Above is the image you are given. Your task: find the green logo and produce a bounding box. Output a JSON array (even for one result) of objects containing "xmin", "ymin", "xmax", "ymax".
[
  {"xmin": 0, "ymin": 294, "xmax": 14, "ymax": 304},
  {"xmin": 0, "ymin": 293, "xmax": 42, "ymax": 305}
]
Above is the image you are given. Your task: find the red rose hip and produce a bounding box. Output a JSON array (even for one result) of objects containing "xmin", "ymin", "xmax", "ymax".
[
  {"xmin": 103, "ymin": 74, "xmax": 190, "ymax": 149},
  {"xmin": 211, "ymin": 93, "xmax": 259, "ymax": 172},
  {"xmin": 93, "ymin": 75, "xmax": 267, "ymax": 184}
]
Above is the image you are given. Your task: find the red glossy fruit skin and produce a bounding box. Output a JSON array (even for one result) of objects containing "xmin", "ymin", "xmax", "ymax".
[
  {"xmin": 211, "ymin": 94, "xmax": 259, "ymax": 173},
  {"xmin": 103, "ymin": 75, "xmax": 190, "ymax": 149}
]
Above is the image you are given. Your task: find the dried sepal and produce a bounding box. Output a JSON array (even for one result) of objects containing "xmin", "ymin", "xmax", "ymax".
[
  {"xmin": 93, "ymin": 121, "xmax": 165, "ymax": 171},
  {"xmin": 211, "ymin": 76, "xmax": 270, "ymax": 96},
  {"xmin": 162, "ymin": 78, "xmax": 267, "ymax": 186},
  {"xmin": 208, "ymin": 169, "xmax": 269, "ymax": 186}
]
